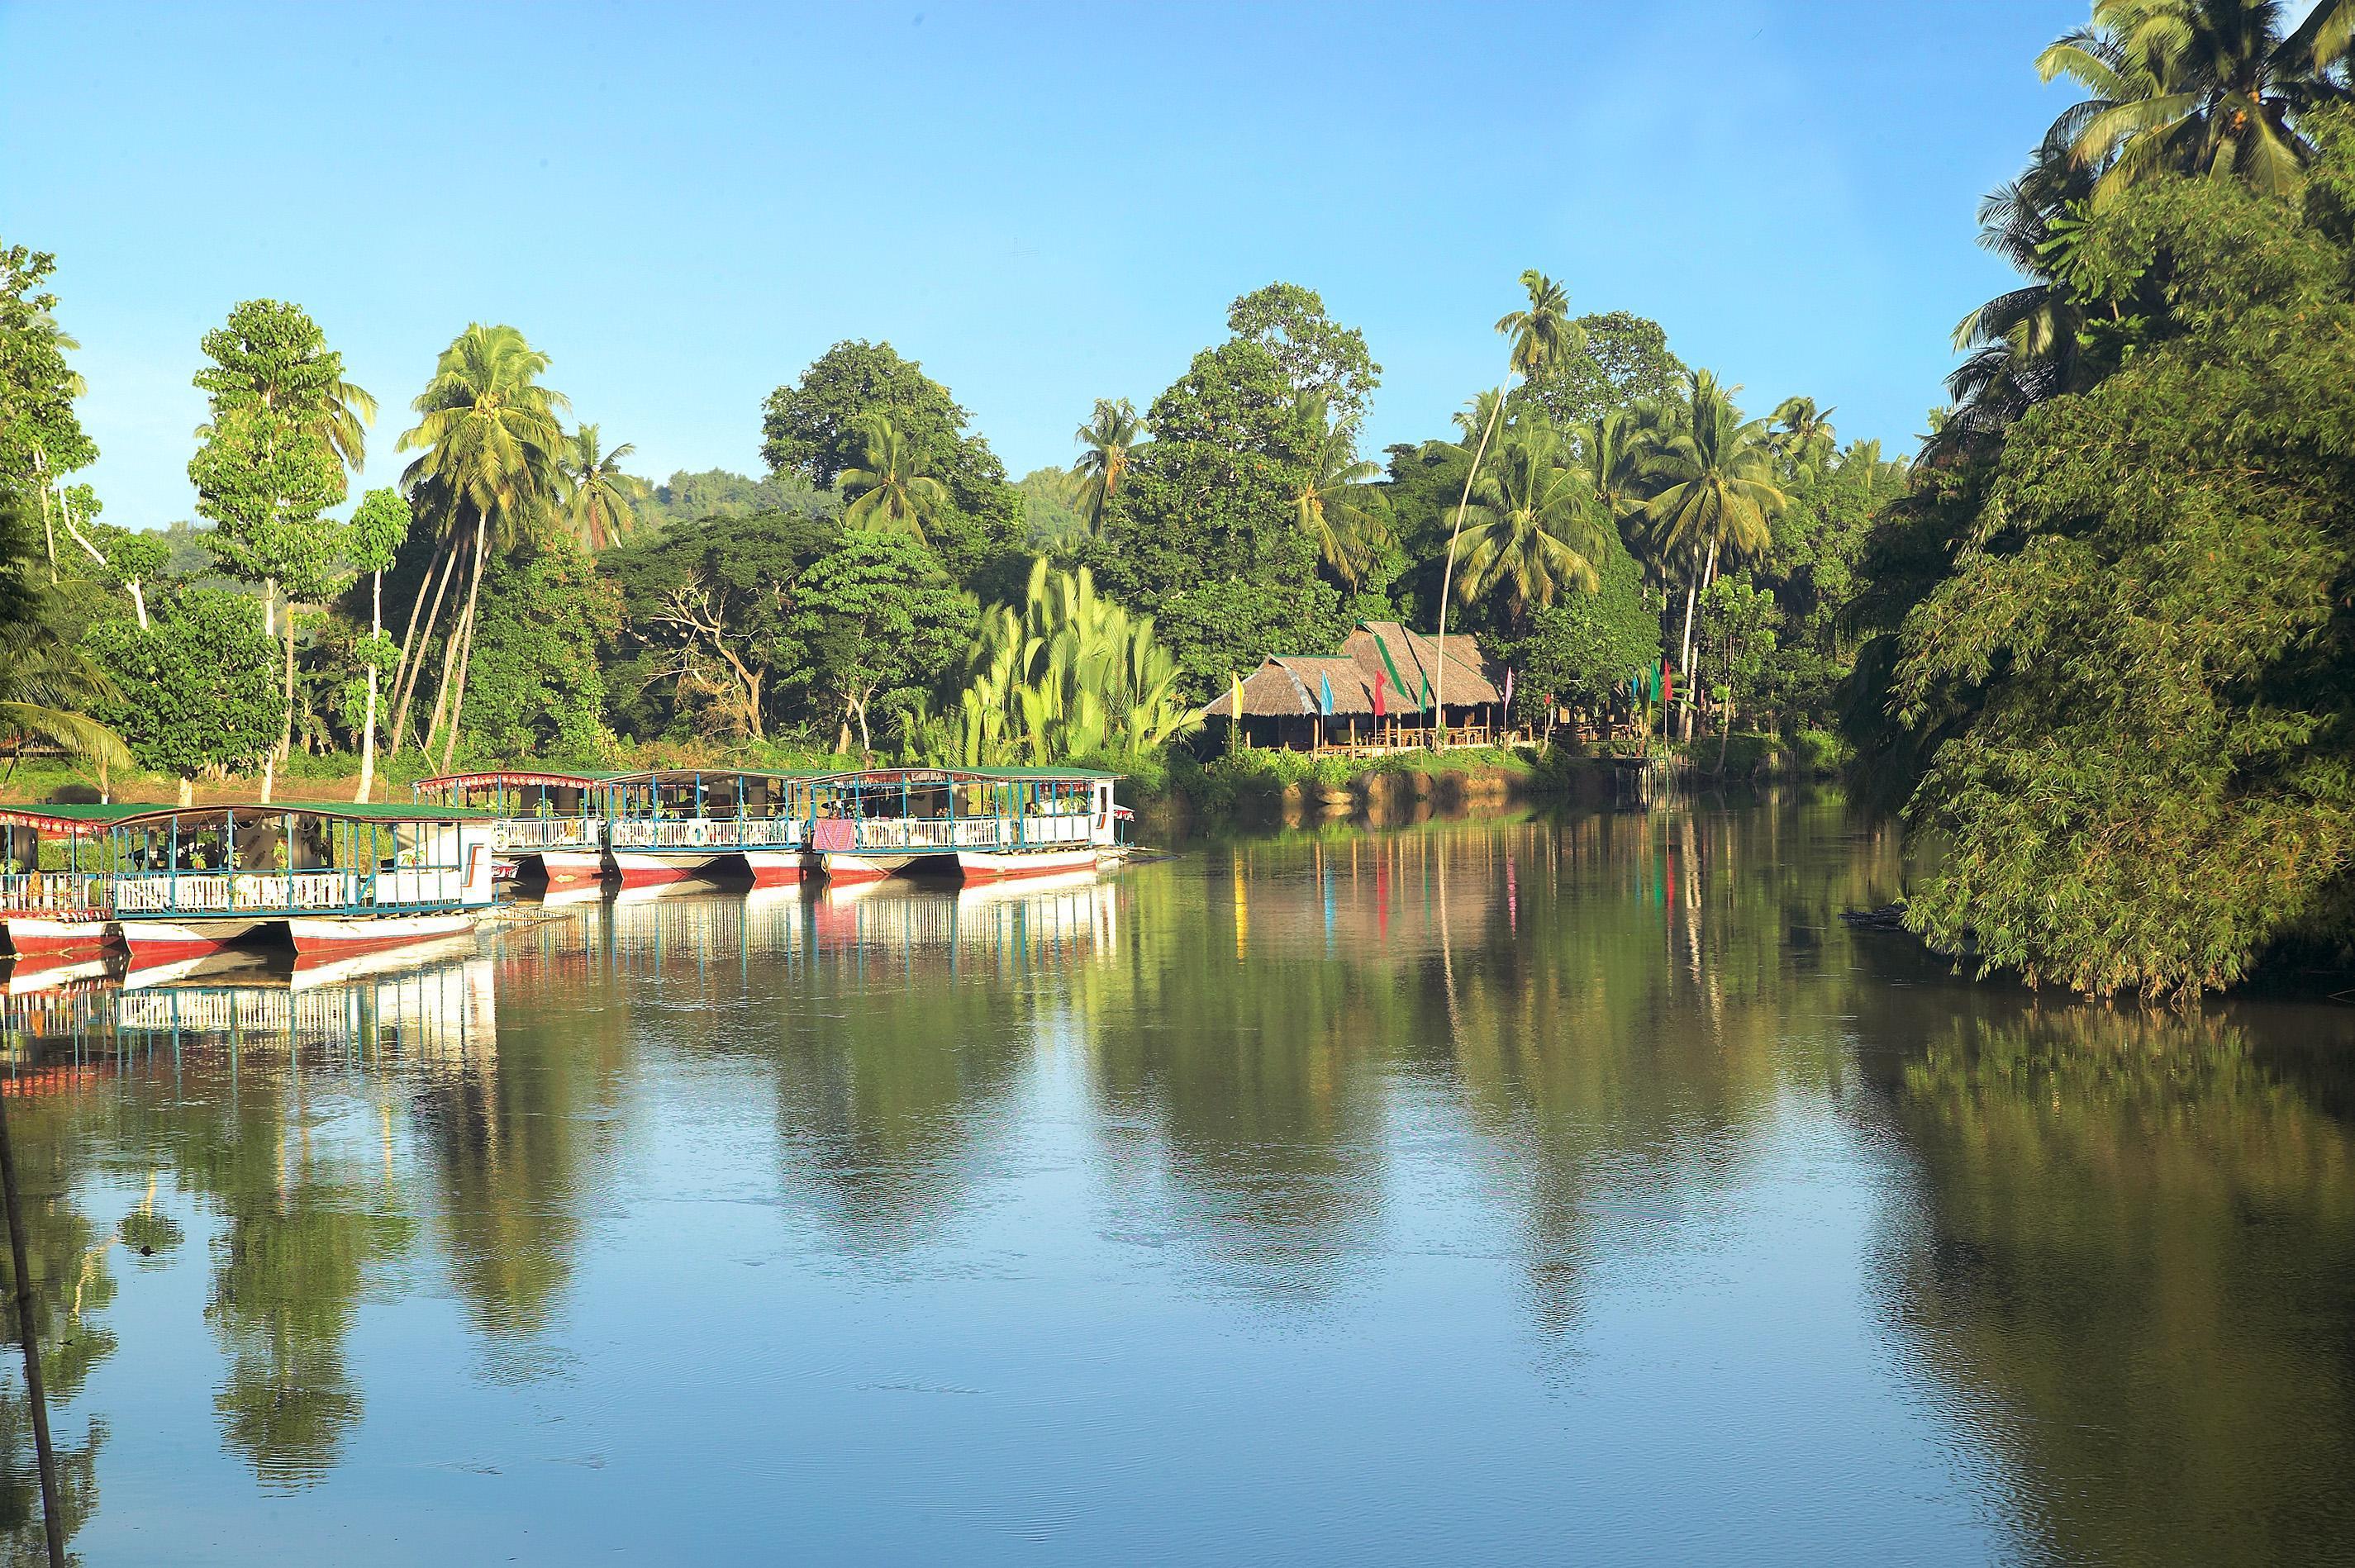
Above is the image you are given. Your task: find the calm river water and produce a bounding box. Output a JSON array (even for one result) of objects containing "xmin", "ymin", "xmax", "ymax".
[{"xmin": 0, "ymin": 793, "xmax": 2350, "ymax": 1565}]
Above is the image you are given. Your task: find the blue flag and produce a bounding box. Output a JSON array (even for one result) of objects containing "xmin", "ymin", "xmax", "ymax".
[{"xmin": 1320, "ymin": 672, "xmax": 1334, "ymax": 714}]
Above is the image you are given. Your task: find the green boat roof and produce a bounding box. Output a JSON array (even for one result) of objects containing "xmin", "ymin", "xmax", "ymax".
[
  {"xmin": 112, "ymin": 801, "xmax": 496, "ymax": 825},
  {"xmin": 0, "ymin": 802, "xmax": 173, "ymax": 834}
]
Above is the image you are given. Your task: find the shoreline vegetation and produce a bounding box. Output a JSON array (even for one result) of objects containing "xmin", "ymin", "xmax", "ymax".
[{"xmin": 10, "ymin": 3, "xmax": 2355, "ymax": 999}]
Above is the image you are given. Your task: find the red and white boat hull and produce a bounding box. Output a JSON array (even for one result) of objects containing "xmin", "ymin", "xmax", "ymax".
[
  {"xmin": 112, "ymin": 919, "xmax": 272, "ymax": 958},
  {"xmin": 532, "ymin": 848, "xmax": 607, "ymax": 883},
  {"xmin": 811, "ymin": 852, "xmax": 928, "ymax": 886},
  {"xmin": 954, "ymin": 848, "xmax": 1102, "ymax": 882},
  {"xmin": 738, "ymin": 849, "xmax": 804, "ymax": 886},
  {"xmin": 1, "ymin": 915, "xmax": 113, "ymax": 956},
  {"xmin": 286, "ymin": 912, "xmax": 478, "ymax": 957},
  {"xmin": 611, "ymin": 852, "xmax": 716, "ymax": 887}
]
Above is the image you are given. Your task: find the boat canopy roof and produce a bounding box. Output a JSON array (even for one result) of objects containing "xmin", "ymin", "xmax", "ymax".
[
  {"xmin": 813, "ymin": 767, "xmax": 1120, "ymax": 786},
  {"xmin": 601, "ymin": 767, "xmax": 834, "ymax": 786},
  {"xmin": 417, "ymin": 769, "xmax": 629, "ymax": 789},
  {"xmin": 111, "ymin": 802, "xmax": 496, "ymax": 830},
  {"xmin": 0, "ymin": 802, "xmax": 168, "ymax": 835}
]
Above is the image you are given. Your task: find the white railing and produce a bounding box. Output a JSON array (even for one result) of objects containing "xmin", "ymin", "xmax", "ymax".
[
  {"xmin": 850, "ymin": 818, "xmax": 958, "ymax": 850},
  {"xmin": 110, "ymin": 867, "xmax": 465, "ymax": 916},
  {"xmin": 608, "ymin": 816, "xmax": 802, "ymax": 851},
  {"xmin": 492, "ymin": 817, "xmax": 601, "ymax": 852},
  {"xmin": 706, "ymin": 817, "xmax": 801, "ymax": 848},
  {"xmin": 0, "ymin": 872, "xmax": 110, "ymax": 915}
]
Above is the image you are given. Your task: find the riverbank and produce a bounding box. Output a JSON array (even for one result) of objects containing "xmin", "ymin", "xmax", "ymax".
[{"xmin": 1128, "ymin": 733, "xmax": 1839, "ymax": 838}]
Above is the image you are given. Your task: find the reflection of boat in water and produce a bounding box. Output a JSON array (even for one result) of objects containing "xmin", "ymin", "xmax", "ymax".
[
  {"xmin": 110, "ymin": 951, "xmax": 497, "ymax": 1060},
  {"xmin": 530, "ymin": 882, "xmax": 609, "ymax": 909},
  {"xmin": 2, "ymin": 953, "xmax": 115, "ymax": 995},
  {"xmin": 806, "ymin": 877, "xmax": 1118, "ymax": 959}
]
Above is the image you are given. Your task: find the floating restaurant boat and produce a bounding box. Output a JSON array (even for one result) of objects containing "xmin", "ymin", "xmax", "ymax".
[
  {"xmin": 803, "ymin": 767, "xmax": 1124, "ymax": 884},
  {"xmin": 0, "ymin": 804, "xmax": 154, "ymax": 955},
  {"xmin": 415, "ymin": 770, "xmax": 610, "ymax": 882},
  {"xmin": 602, "ymin": 769, "xmax": 816, "ymax": 887},
  {"xmin": 102, "ymin": 802, "xmax": 497, "ymax": 959}
]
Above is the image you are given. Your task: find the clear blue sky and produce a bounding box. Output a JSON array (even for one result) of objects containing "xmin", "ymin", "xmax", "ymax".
[{"xmin": 1, "ymin": 0, "xmax": 2085, "ymax": 528}]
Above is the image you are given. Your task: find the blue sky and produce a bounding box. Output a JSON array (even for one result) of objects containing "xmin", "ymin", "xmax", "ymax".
[{"xmin": 1, "ymin": 0, "xmax": 2084, "ymax": 528}]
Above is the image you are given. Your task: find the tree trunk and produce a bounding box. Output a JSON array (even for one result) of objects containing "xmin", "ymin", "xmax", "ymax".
[
  {"xmin": 1433, "ymin": 384, "xmax": 1509, "ymax": 753},
  {"xmin": 420, "ymin": 535, "xmax": 473, "ymax": 759},
  {"xmin": 128, "ymin": 578, "xmax": 147, "ymax": 631},
  {"xmin": 440, "ymin": 520, "xmax": 491, "ymax": 775},
  {"xmin": 278, "ymin": 592, "xmax": 298, "ymax": 775},
  {"xmin": 386, "ymin": 533, "xmax": 457, "ymax": 763},
  {"xmin": 355, "ymin": 568, "xmax": 383, "ymax": 803},
  {"xmin": 259, "ymin": 581, "xmax": 279, "ymax": 804},
  {"xmin": 31, "ymin": 449, "xmax": 55, "ymax": 586}
]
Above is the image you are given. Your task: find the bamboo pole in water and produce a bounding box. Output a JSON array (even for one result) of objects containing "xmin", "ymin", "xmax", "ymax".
[{"xmin": 0, "ymin": 1083, "xmax": 67, "ymax": 1568}]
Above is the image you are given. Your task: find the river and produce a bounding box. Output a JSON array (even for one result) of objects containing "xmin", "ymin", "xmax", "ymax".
[{"xmin": 0, "ymin": 792, "xmax": 2349, "ymax": 1564}]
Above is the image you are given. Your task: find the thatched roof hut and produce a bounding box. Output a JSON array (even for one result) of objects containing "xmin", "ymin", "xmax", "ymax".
[{"xmin": 1206, "ymin": 616, "xmax": 1516, "ymax": 744}]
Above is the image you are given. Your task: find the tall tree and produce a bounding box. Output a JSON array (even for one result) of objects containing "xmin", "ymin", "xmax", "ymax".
[
  {"xmin": 0, "ymin": 242, "xmax": 98, "ymax": 586},
  {"xmin": 1770, "ymin": 396, "xmax": 1839, "ymax": 477},
  {"xmin": 1520, "ymin": 311, "xmax": 1688, "ymax": 426},
  {"xmin": 345, "ymin": 488, "xmax": 412, "ymax": 801},
  {"xmin": 1642, "ymin": 370, "xmax": 1790, "ymax": 705},
  {"xmin": 1448, "ymin": 424, "xmax": 1607, "ymax": 628},
  {"xmin": 1071, "ymin": 397, "xmax": 1144, "ymax": 535},
  {"xmin": 394, "ymin": 323, "xmax": 569, "ymax": 774},
  {"xmin": 1434, "ymin": 270, "xmax": 1579, "ymax": 743},
  {"xmin": 187, "ymin": 299, "xmax": 359, "ymax": 802},
  {"xmin": 781, "ymin": 530, "xmax": 973, "ymax": 753},
  {"xmin": 1225, "ymin": 282, "xmax": 1382, "ymax": 419},
  {"xmin": 1288, "ymin": 392, "xmax": 1386, "ymax": 587},
  {"xmin": 838, "ymin": 414, "xmax": 949, "ymax": 539},
  {"xmin": 0, "ymin": 488, "xmax": 129, "ymax": 782},
  {"xmin": 556, "ymin": 424, "xmax": 647, "ymax": 551},
  {"xmin": 2037, "ymin": 0, "xmax": 2328, "ymax": 207},
  {"xmin": 88, "ymin": 587, "xmax": 277, "ymax": 806}
]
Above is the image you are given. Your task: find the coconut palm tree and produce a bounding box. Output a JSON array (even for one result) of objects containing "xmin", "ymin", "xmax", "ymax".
[
  {"xmin": 1448, "ymin": 425, "xmax": 1607, "ymax": 628},
  {"xmin": 840, "ymin": 414, "xmax": 948, "ymax": 539},
  {"xmin": 1643, "ymin": 370, "xmax": 1789, "ymax": 691},
  {"xmin": 1576, "ymin": 406, "xmax": 1659, "ymax": 534},
  {"xmin": 1290, "ymin": 392, "xmax": 1387, "ymax": 586},
  {"xmin": 2037, "ymin": 0, "xmax": 2329, "ymax": 207},
  {"xmin": 1769, "ymin": 397, "xmax": 1838, "ymax": 476},
  {"xmin": 1071, "ymin": 398, "xmax": 1144, "ymax": 534},
  {"xmin": 557, "ymin": 424, "xmax": 648, "ymax": 551},
  {"xmin": 1433, "ymin": 270, "xmax": 1580, "ymax": 745},
  {"xmin": 393, "ymin": 324, "xmax": 569, "ymax": 773}
]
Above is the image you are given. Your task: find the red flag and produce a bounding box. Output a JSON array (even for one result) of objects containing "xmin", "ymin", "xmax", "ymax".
[
  {"xmin": 1373, "ymin": 669, "xmax": 1387, "ymax": 719},
  {"xmin": 1660, "ymin": 663, "xmax": 1675, "ymax": 706}
]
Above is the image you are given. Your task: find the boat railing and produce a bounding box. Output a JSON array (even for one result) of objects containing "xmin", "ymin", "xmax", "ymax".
[
  {"xmin": 492, "ymin": 817, "xmax": 602, "ymax": 852},
  {"xmin": 110, "ymin": 867, "xmax": 469, "ymax": 917},
  {"xmin": 849, "ymin": 817, "xmax": 957, "ymax": 851},
  {"xmin": 817, "ymin": 814, "xmax": 1096, "ymax": 853},
  {"xmin": 607, "ymin": 816, "xmax": 802, "ymax": 851},
  {"xmin": 0, "ymin": 872, "xmax": 113, "ymax": 915}
]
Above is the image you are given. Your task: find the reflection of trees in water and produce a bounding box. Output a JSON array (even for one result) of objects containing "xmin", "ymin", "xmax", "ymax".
[
  {"xmin": 1080, "ymin": 848, "xmax": 1412, "ymax": 1300},
  {"xmin": 766, "ymin": 963, "xmax": 1033, "ymax": 1252},
  {"xmin": 1863, "ymin": 998, "xmax": 2355, "ymax": 1565},
  {"xmin": 1432, "ymin": 797, "xmax": 1905, "ymax": 1331},
  {"xmin": 0, "ymin": 1092, "xmax": 133, "ymax": 1561},
  {"xmin": 411, "ymin": 988, "xmax": 625, "ymax": 1352}
]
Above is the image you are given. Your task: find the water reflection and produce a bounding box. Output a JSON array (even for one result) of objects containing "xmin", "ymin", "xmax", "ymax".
[{"xmin": 0, "ymin": 810, "xmax": 2341, "ymax": 1562}]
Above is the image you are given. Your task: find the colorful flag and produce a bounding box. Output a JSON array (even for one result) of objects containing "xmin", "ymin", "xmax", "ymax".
[
  {"xmin": 1373, "ymin": 670, "xmax": 1387, "ymax": 719},
  {"xmin": 1501, "ymin": 666, "xmax": 1515, "ymax": 718},
  {"xmin": 1320, "ymin": 672, "xmax": 1335, "ymax": 715}
]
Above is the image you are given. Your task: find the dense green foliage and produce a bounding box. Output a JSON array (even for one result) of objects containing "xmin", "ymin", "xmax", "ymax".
[
  {"xmin": 88, "ymin": 587, "xmax": 277, "ymax": 796},
  {"xmin": 1844, "ymin": 3, "xmax": 2355, "ymax": 997}
]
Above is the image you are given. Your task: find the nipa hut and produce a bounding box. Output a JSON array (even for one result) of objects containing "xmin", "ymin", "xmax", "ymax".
[{"xmin": 1201, "ymin": 621, "xmax": 1511, "ymax": 751}]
